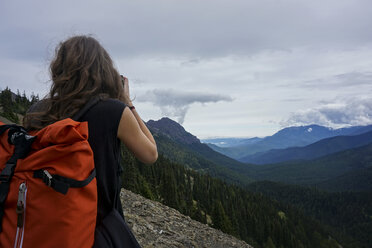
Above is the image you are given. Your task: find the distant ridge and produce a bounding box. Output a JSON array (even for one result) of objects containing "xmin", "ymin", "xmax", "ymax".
[
  {"xmin": 247, "ymin": 143, "xmax": 372, "ymax": 187},
  {"xmin": 241, "ymin": 129, "xmax": 372, "ymax": 164},
  {"xmin": 206, "ymin": 124, "xmax": 372, "ymax": 160},
  {"xmin": 202, "ymin": 137, "xmax": 263, "ymax": 147}
]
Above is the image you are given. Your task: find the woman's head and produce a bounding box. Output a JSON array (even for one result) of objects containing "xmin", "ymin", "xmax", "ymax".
[
  {"xmin": 24, "ymin": 35, "xmax": 124, "ymax": 129},
  {"xmin": 50, "ymin": 35, "xmax": 124, "ymax": 103}
]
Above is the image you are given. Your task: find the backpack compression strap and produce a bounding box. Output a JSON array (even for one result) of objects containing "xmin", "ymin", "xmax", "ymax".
[
  {"xmin": 0, "ymin": 125, "xmax": 36, "ymax": 232},
  {"xmin": 33, "ymin": 169, "xmax": 96, "ymax": 195}
]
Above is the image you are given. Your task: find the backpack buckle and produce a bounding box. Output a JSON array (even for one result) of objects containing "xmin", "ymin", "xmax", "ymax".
[
  {"xmin": 33, "ymin": 170, "xmax": 69, "ymax": 195},
  {"xmin": 42, "ymin": 170, "xmax": 53, "ymax": 187}
]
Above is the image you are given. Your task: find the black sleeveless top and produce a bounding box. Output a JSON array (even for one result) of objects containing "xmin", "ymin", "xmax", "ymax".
[{"xmin": 80, "ymin": 98, "xmax": 127, "ymax": 226}]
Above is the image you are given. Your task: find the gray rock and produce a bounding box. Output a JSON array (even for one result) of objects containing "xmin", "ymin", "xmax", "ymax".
[{"xmin": 121, "ymin": 189, "xmax": 253, "ymax": 248}]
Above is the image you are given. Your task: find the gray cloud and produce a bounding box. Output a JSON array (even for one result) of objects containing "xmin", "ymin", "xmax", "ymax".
[
  {"xmin": 1, "ymin": 0, "xmax": 372, "ymax": 60},
  {"xmin": 180, "ymin": 58, "xmax": 201, "ymax": 67},
  {"xmin": 281, "ymin": 98, "xmax": 372, "ymax": 128},
  {"xmin": 137, "ymin": 89, "xmax": 233, "ymax": 123},
  {"xmin": 302, "ymin": 71, "xmax": 372, "ymax": 89}
]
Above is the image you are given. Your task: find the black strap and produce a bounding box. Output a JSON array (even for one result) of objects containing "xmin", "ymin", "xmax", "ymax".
[
  {"xmin": 0, "ymin": 125, "xmax": 36, "ymax": 232},
  {"xmin": 113, "ymin": 158, "xmax": 124, "ymax": 216},
  {"xmin": 0, "ymin": 124, "xmax": 36, "ymax": 183},
  {"xmin": 33, "ymin": 169, "xmax": 96, "ymax": 195},
  {"xmin": 72, "ymin": 96, "xmax": 101, "ymax": 121},
  {"xmin": 0, "ymin": 125, "xmax": 14, "ymax": 135}
]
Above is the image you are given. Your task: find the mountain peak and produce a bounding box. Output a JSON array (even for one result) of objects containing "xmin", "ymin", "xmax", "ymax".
[
  {"xmin": 147, "ymin": 117, "xmax": 200, "ymax": 145},
  {"xmin": 148, "ymin": 117, "xmax": 179, "ymax": 125},
  {"xmin": 274, "ymin": 124, "xmax": 332, "ymax": 137}
]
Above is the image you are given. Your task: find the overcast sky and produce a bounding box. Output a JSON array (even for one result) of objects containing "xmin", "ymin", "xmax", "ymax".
[{"xmin": 1, "ymin": 0, "xmax": 372, "ymax": 138}]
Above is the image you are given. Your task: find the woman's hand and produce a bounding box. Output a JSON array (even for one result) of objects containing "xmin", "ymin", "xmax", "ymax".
[
  {"xmin": 118, "ymin": 75, "xmax": 158, "ymax": 164},
  {"xmin": 121, "ymin": 76, "xmax": 133, "ymax": 106}
]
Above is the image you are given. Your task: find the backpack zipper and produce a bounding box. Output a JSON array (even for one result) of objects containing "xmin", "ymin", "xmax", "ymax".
[{"xmin": 14, "ymin": 182, "xmax": 27, "ymax": 248}]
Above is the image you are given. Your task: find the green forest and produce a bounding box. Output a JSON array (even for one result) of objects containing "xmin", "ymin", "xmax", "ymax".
[
  {"xmin": 121, "ymin": 147, "xmax": 341, "ymax": 248},
  {"xmin": 0, "ymin": 87, "xmax": 38, "ymax": 124},
  {"xmin": 247, "ymin": 181, "xmax": 372, "ymax": 247},
  {"xmin": 1, "ymin": 88, "xmax": 371, "ymax": 248}
]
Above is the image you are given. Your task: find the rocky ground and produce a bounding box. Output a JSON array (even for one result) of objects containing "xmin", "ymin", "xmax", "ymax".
[{"xmin": 121, "ymin": 189, "xmax": 253, "ymax": 248}]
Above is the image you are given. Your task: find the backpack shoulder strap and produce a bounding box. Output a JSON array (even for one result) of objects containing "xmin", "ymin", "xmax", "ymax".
[
  {"xmin": 0, "ymin": 124, "xmax": 36, "ymax": 232},
  {"xmin": 0, "ymin": 124, "xmax": 17, "ymax": 136}
]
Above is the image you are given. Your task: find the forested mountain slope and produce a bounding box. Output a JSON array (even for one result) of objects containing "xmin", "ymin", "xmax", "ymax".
[
  {"xmin": 247, "ymin": 181, "xmax": 372, "ymax": 248},
  {"xmin": 147, "ymin": 118, "xmax": 254, "ymax": 185},
  {"xmin": 121, "ymin": 147, "xmax": 341, "ymax": 248},
  {"xmin": 244, "ymin": 143, "xmax": 372, "ymax": 187},
  {"xmin": 0, "ymin": 87, "xmax": 38, "ymax": 124}
]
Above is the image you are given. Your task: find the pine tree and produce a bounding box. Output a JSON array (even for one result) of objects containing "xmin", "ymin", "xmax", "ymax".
[
  {"xmin": 0, "ymin": 87, "xmax": 19, "ymax": 123},
  {"xmin": 264, "ymin": 237, "xmax": 276, "ymax": 248},
  {"xmin": 211, "ymin": 200, "xmax": 233, "ymax": 234}
]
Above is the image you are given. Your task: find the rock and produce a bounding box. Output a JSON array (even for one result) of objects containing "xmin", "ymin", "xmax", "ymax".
[{"xmin": 121, "ymin": 189, "xmax": 253, "ymax": 248}]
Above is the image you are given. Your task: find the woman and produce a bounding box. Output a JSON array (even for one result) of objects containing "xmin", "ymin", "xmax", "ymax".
[{"xmin": 24, "ymin": 35, "xmax": 157, "ymax": 247}]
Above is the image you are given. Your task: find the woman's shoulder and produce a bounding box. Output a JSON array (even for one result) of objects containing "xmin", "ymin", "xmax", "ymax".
[
  {"xmin": 99, "ymin": 98, "xmax": 126, "ymax": 107},
  {"xmin": 93, "ymin": 98, "xmax": 127, "ymax": 114},
  {"xmin": 84, "ymin": 98, "xmax": 127, "ymax": 129}
]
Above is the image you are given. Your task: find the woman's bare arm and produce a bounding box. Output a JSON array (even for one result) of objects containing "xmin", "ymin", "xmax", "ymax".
[{"xmin": 117, "ymin": 77, "xmax": 157, "ymax": 164}]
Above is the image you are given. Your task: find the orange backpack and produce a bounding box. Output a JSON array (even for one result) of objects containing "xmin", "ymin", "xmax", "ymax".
[{"xmin": 0, "ymin": 101, "xmax": 98, "ymax": 248}]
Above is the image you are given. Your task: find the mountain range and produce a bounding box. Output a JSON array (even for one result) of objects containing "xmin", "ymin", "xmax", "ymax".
[
  {"xmin": 147, "ymin": 117, "xmax": 372, "ymax": 192},
  {"xmin": 241, "ymin": 129, "xmax": 372, "ymax": 164},
  {"xmin": 204, "ymin": 124, "xmax": 372, "ymax": 161},
  {"xmin": 144, "ymin": 116, "xmax": 372, "ymax": 247}
]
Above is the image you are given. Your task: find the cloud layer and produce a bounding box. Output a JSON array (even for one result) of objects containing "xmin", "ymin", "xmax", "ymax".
[
  {"xmin": 282, "ymin": 98, "xmax": 372, "ymax": 128},
  {"xmin": 302, "ymin": 71, "xmax": 372, "ymax": 90},
  {"xmin": 137, "ymin": 89, "xmax": 233, "ymax": 123},
  {"xmin": 2, "ymin": 0, "xmax": 372, "ymax": 60}
]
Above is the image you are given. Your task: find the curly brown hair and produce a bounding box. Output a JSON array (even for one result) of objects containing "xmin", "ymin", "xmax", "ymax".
[{"xmin": 24, "ymin": 35, "xmax": 125, "ymax": 130}]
